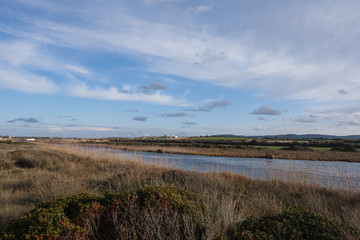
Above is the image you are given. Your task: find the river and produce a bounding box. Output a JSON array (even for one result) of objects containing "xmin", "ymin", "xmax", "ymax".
[{"xmin": 81, "ymin": 146, "xmax": 360, "ymax": 191}]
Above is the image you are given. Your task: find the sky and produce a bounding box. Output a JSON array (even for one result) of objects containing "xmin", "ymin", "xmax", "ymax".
[{"xmin": 1, "ymin": 0, "xmax": 360, "ymax": 138}]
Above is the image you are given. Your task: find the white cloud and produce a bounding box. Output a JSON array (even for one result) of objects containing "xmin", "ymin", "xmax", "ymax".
[
  {"xmin": 194, "ymin": 48, "xmax": 227, "ymax": 64},
  {"xmin": 66, "ymin": 126, "xmax": 115, "ymax": 131},
  {"xmin": 0, "ymin": 36, "xmax": 186, "ymax": 105},
  {"xmin": 187, "ymin": 5, "xmax": 213, "ymax": 14},
  {"xmin": 255, "ymin": 126, "xmax": 267, "ymax": 131},
  {"xmin": 67, "ymin": 82, "xmax": 186, "ymax": 106},
  {"xmin": 65, "ymin": 65, "xmax": 90, "ymax": 75},
  {"xmin": 0, "ymin": 40, "xmax": 95, "ymax": 94},
  {"xmin": 2, "ymin": 0, "xmax": 360, "ymax": 121},
  {"xmin": 0, "ymin": 41, "xmax": 37, "ymax": 66},
  {"xmin": 0, "ymin": 68, "xmax": 59, "ymax": 94},
  {"xmin": 0, "ymin": 40, "xmax": 63, "ymax": 71},
  {"xmin": 49, "ymin": 126, "xmax": 62, "ymax": 132}
]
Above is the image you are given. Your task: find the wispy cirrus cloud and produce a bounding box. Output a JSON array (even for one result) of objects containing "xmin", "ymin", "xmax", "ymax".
[
  {"xmin": 0, "ymin": 40, "xmax": 87, "ymax": 76},
  {"xmin": 0, "ymin": 40, "xmax": 38, "ymax": 66},
  {"xmin": 65, "ymin": 65, "xmax": 90, "ymax": 75},
  {"xmin": 0, "ymin": 68, "xmax": 59, "ymax": 94},
  {"xmin": 0, "ymin": 18, "xmax": 186, "ymax": 105}
]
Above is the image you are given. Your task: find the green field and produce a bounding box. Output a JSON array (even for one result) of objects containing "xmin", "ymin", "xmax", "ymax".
[{"xmin": 253, "ymin": 145, "xmax": 284, "ymax": 150}]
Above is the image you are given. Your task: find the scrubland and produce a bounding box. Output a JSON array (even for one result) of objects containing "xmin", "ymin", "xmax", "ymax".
[{"xmin": 0, "ymin": 143, "xmax": 359, "ymax": 239}]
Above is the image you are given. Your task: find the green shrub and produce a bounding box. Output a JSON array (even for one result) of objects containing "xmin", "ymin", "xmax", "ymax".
[
  {"xmin": 3, "ymin": 185, "xmax": 357, "ymax": 240},
  {"xmin": 90, "ymin": 186, "xmax": 205, "ymax": 239},
  {"xmin": 227, "ymin": 207, "xmax": 357, "ymax": 240},
  {"xmin": 0, "ymin": 193, "xmax": 100, "ymax": 239},
  {"xmin": 14, "ymin": 158, "xmax": 35, "ymax": 168},
  {"xmin": 0, "ymin": 186, "xmax": 205, "ymax": 240},
  {"xmin": 331, "ymin": 145, "xmax": 357, "ymax": 152}
]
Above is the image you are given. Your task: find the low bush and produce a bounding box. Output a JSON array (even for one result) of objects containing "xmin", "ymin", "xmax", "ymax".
[
  {"xmin": 0, "ymin": 186, "xmax": 205, "ymax": 240},
  {"xmin": 331, "ymin": 145, "xmax": 357, "ymax": 152},
  {"xmin": 0, "ymin": 193, "xmax": 99, "ymax": 239},
  {"xmin": 227, "ymin": 207, "xmax": 358, "ymax": 240},
  {"xmin": 14, "ymin": 158, "xmax": 35, "ymax": 168}
]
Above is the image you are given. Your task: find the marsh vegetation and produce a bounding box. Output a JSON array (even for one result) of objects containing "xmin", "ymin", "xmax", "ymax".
[{"xmin": 0, "ymin": 143, "xmax": 359, "ymax": 239}]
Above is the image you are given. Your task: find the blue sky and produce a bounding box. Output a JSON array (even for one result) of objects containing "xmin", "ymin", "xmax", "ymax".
[{"xmin": 1, "ymin": 0, "xmax": 360, "ymax": 137}]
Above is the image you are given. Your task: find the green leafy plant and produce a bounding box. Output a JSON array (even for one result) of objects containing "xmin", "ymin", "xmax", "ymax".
[
  {"xmin": 0, "ymin": 193, "xmax": 100, "ymax": 239},
  {"xmin": 227, "ymin": 207, "xmax": 358, "ymax": 240},
  {"xmin": 0, "ymin": 186, "xmax": 205, "ymax": 240}
]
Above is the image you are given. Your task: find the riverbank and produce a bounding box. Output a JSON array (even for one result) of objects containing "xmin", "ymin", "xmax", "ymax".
[
  {"xmin": 76, "ymin": 143, "xmax": 360, "ymax": 162},
  {"xmin": 1, "ymin": 143, "xmax": 359, "ymax": 239}
]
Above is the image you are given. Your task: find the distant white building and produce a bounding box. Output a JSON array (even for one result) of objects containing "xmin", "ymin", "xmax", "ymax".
[
  {"xmin": 25, "ymin": 138, "xmax": 36, "ymax": 142},
  {"xmin": 0, "ymin": 136, "xmax": 11, "ymax": 140},
  {"xmin": 162, "ymin": 135, "xmax": 179, "ymax": 139}
]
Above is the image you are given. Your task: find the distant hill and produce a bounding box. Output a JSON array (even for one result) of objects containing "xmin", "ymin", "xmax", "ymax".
[{"xmin": 212, "ymin": 134, "xmax": 360, "ymax": 140}]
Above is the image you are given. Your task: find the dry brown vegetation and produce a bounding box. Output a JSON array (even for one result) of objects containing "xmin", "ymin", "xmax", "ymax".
[{"xmin": 1, "ymin": 143, "xmax": 360, "ymax": 239}]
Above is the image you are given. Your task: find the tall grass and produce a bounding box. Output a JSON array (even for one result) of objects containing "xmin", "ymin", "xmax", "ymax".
[{"xmin": 1, "ymin": 143, "xmax": 360, "ymax": 238}]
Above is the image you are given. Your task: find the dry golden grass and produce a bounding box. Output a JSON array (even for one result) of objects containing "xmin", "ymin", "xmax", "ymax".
[{"xmin": 0, "ymin": 143, "xmax": 360, "ymax": 238}]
